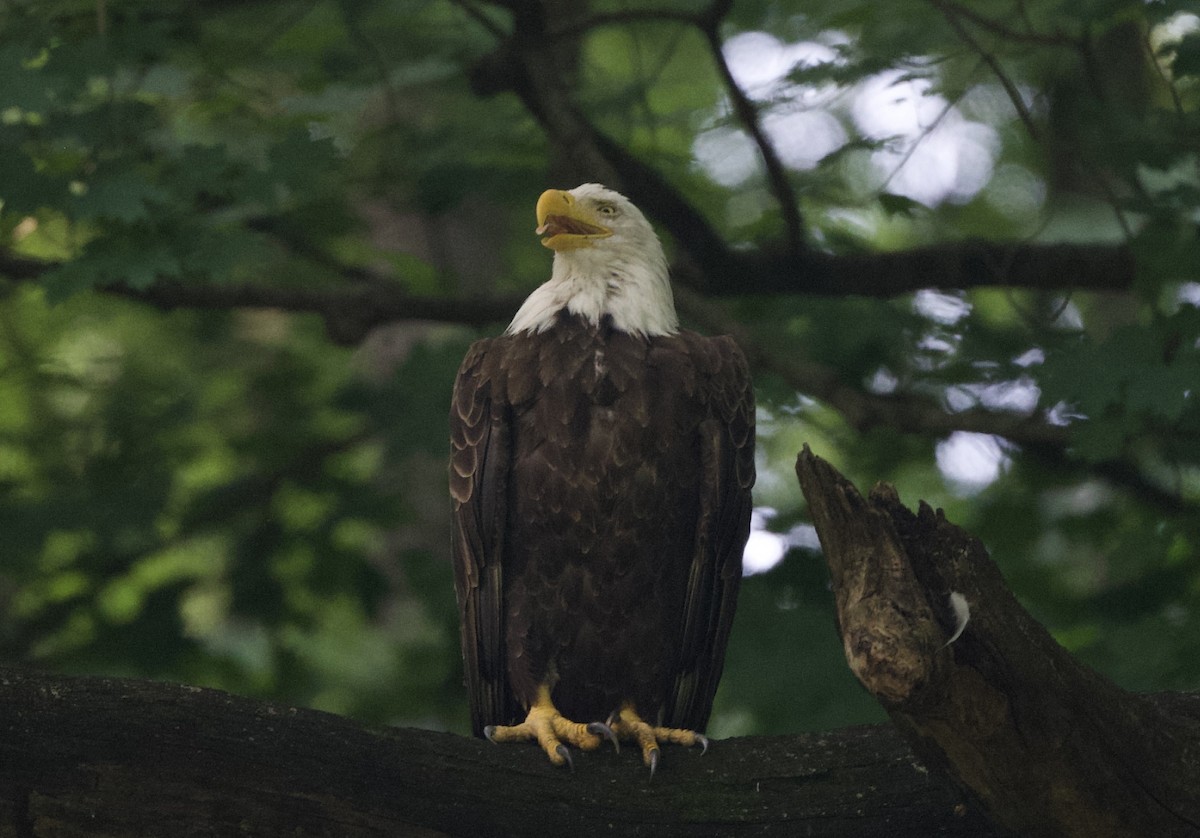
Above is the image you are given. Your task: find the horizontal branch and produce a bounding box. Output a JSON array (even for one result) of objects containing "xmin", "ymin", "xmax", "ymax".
[
  {"xmin": 113, "ymin": 279, "xmax": 524, "ymax": 344},
  {"xmin": 0, "ymin": 666, "xmax": 999, "ymax": 836},
  {"xmin": 0, "ymin": 252, "xmax": 525, "ymax": 344},
  {"xmin": 1, "ymin": 236, "xmax": 1137, "ymax": 322},
  {"xmin": 726, "ymin": 240, "xmax": 1134, "ymax": 298}
]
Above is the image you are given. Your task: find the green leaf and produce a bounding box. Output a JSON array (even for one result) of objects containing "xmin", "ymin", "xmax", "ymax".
[
  {"xmin": 1130, "ymin": 219, "xmax": 1200, "ymax": 296},
  {"xmin": 41, "ymin": 234, "xmax": 181, "ymax": 301},
  {"xmin": 180, "ymin": 225, "xmax": 269, "ymax": 283},
  {"xmin": 267, "ymin": 129, "xmax": 339, "ymax": 196},
  {"xmin": 0, "ymin": 146, "xmax": 59, "ymax": 214},
  {"xmin": 1042, "ymin": 327, "xmax": 1158, "ymax": 417},
  {"xmin": 0, "ymin": 45, "xmax": 55, "ymax": 111},
  {"xmin": 878, "ymin": 192, "xmax": 923, "ymax": 217},
  {"xmin": 122, "ymin": 243, "xmax": 181, "ymax": 290},
  {"xmin": 1125, "ymin": 361, "xmax": 1200, "ymax": 422},
  {"xmin": 72, "ymin": 170, "xmax": 170, "ymax": 222},
  {"xmin": 1070, "ymin": 417, "xmax": 1131, "ymax": 462}
]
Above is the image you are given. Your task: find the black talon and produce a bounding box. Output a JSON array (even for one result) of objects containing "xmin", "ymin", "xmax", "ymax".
[
  {"xmin": 695, "ymin": 733, "xmax": 709, "ymax": 755},
  {"xmin": 587, "ymin": 721, "xmax": 620, "ymax": 753},
  {"xmin": 647, "ymin": 747, "xmax": 660, "ymax": 780},
  {"xmin": 556, "ymin": 744, "xmax": 574, "ymax": 771}
]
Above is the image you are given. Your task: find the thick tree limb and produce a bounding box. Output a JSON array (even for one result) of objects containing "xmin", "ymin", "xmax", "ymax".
[
  {"xmin": 795, "ymin": 445, "xmax": 1200, "ymax": 837},
  {"xmin": 733, "ymin": 239, "xmax": 1134, "ymax": 298},
  {"xmin": 0, "ymin": 666, "xmax": 998, "ymax": 837},
  {"xmin": 0, "ymin": 253, "xmax": 525, "ymax": 345},
  {"xmin": 0, "ymin": 236, "xmax": 1135, "ymax": 324},
  {"xmin": 106, "ymin": 279, "xmax": 523, "ymax": 345}
]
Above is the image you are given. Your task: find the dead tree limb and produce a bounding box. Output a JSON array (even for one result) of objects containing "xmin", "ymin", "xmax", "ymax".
[{"xmin": 795, "ymin": 445, "xmax": 1200, "ymax": 838}]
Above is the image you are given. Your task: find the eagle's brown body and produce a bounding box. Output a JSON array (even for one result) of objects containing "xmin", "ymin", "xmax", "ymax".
[{"xmin": 450, "ymin": 311, "xmax": 754, "ymax": 736}]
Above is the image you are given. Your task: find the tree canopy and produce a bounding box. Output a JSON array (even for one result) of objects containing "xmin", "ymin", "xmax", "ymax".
[{"xmin": 0, "ymin": 0, "xmax": 1198, "ymax": 748}]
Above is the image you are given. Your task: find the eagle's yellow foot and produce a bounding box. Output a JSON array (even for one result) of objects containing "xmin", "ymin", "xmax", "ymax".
[
  {"xmin": 609, "ymin": 703, "xmax": 709, "ymax": 777},
  {"xmin": 484, "ymin": 685, "xmax": 618, "ymax": 768}
]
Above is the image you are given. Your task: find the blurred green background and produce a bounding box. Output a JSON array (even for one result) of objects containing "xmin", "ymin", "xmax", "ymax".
[{"xmin": 1, "ymin": 0, "xmax": 1198, "ymax": 738}]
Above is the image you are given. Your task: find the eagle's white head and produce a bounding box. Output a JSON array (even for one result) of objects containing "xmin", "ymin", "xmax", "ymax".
[{"xmin": 506, "ymin": 183, "xmax": 679, "ymax": 337}]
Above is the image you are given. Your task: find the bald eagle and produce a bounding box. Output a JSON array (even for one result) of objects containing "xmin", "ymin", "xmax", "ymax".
[{"xmin": 449, "ymin": 184, "xmax": 754, "ymax": 772}]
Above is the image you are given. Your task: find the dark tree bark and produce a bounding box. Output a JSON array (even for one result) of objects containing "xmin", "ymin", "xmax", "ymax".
[
  {"xmin": 0, "ymin": 666, "xmax": 994, "ymax": 837},
  {"xmin": 795, "ymin": 445, "xmax": 1200, "ymax": 838}
]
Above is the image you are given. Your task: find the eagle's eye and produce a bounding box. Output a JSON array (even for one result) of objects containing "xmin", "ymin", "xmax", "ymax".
[{"xmin": 596, "ymin": 203, "xmax": 618, "ymax": 217}]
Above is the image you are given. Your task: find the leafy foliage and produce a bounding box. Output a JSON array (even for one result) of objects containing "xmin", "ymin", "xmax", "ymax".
[{"xmin": 1, "ymin": 0, "xmax": 1198, "ymax": 736}]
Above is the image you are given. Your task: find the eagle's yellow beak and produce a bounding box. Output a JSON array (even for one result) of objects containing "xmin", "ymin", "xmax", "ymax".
[{"xmin": 535, "ymin": 189, "xmax": 612, "ymax": 251}]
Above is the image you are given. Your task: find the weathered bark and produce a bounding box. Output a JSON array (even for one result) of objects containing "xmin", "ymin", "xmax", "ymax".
[
  {"xmin": 0, "ymin": 666, "xmax": 994, "ymax": 837},
  {"xmin": 795, "ymin": 445, "xmax": 1200, "ymax": 838}
]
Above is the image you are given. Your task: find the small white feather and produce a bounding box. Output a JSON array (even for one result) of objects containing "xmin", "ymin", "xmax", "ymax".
[{"xmin": 941, "ymin": 591, "xmax": 970, "ymax": 649}]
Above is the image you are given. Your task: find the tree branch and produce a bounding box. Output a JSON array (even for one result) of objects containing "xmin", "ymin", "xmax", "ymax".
[
  {"xmin": 699, "ymin": 20, "xmax": 806, "ymax": 254},
  {"xmin": 796, "ymin": 447, "xmax": 1200, "ymax": 837},
  {"xmin": 0, "ymin": 665, "xmax": 999, "ymax": 837},
  {"xmin": 0, "ymin": 252, "xmax": 525, "ymax": 344},
  {"xmin": 2, "ymin": 236, "xmax": 1137, "ymax": 335},
  {"xmin": 718, "ymin": 239, "xmax": 1134, "ymax": 298},
  {"xmin": 118, "ymin": 279, "xmax": 525, "ymax": 345},
  {"xmin": 448, "ymin": 0, "xmax": 510, "ymax": 39},
  {"xmin": 1024, "ymin": 441, "xmax": 1196, "ymax": 516},
  {"xmin": 931, "ymin": 0, "xmax": 1041, "ymax": 141},
  {"xmin": 927, "ymin": 0, "xmax": 1080, "ymax": 47}
]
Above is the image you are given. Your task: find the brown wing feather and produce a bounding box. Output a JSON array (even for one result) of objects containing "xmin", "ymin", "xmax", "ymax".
[
  {"xmin": 449, "ymin": 339, "xmax": 515, "ymax": 736},
  {"xmin": 666, "ymin": 333, "xmax": 755, "ymax": 731}
]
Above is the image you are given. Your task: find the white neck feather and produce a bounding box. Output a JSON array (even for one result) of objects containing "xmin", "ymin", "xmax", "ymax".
[{"xmin": 506, "ymin": 239, "xmax": 679, "ymax": 338}]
